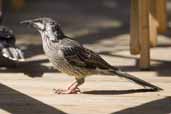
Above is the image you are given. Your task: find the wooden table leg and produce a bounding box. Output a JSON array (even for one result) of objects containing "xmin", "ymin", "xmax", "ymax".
[
  {"xmin": 155, "ymin": 0, "xmax": 167, "ymax": 33},
  {"xmin": 130, "ymin": 0, "xmax": 140, "ymax": 55},
  {"xmin": 138, "ymin": 0, "xmax": 150, "ymax": 69},
  {"xmin": 149, "ymin": 0, "xmax": 167, "ymax": 47},
  {"xmin": 130, "ymin": 0, "xmax": 150, "ymax": 69},
  {"xmin": 149, "ymin": 0, "xmax": 158, "ymax": 47}
]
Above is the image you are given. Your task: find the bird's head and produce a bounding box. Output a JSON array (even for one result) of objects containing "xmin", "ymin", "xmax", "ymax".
[{"xmin": 20, "ymin": 17, "xmax": 64, "ymax": 41}]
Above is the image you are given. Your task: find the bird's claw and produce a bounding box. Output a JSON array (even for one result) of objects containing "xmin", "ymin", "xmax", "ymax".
[{"xmin": 53, "ymin": 88, "xmax": 81, "ymax": 94}]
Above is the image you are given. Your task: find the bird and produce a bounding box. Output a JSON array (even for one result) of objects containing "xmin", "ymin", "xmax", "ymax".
[
  {"xmin": 0, "ymin": 25, "xmax": 24, "ymax": 65},
  {"xmin": 21, "ymin": 17, "xmax": 162, "ymax": 94}
]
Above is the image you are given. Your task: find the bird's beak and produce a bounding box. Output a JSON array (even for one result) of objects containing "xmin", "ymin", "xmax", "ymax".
[
  {"xmin": 20, "ymin": 19, "xmax": 33, "ymax": 25},
  {"xmin": 20, "ymin": 19, "xmax": 39, "ymax": 29}
]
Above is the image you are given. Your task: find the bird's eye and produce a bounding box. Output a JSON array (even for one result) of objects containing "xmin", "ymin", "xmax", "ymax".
[
  {"xmin": 52, "ymin": 26, "xmax": 56, "ymax": 31},
  {"xmin": 50, "ymin": 21, "xmax": 56, "ymax": 25}
]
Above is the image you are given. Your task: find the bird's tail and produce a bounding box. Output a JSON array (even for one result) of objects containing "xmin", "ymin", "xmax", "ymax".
[
  {"xmin": 2, "ymin": 47, "xmax": 24, "ymax": 61},
  {"xmin": 111, "ymin": 68, "xmax": 163, "ymax": 91}
]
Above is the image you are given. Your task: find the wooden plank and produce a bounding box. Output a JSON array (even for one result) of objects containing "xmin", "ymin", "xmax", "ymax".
[
  {"xmin": 138, "ymin": 0, "xmax": 150, "ymax": 69},
  {"xmin": 130, "ymin": 0, "xmax": 141, "ymax": 55},
  {"xmin": 0, "ymin": 72, "xmax": 169, "ymax": 114}
]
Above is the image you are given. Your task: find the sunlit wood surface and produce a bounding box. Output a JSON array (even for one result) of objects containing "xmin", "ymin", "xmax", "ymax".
[{"xmin": 0, "ymin": 34, "xmax": 171, "ymax": 114}]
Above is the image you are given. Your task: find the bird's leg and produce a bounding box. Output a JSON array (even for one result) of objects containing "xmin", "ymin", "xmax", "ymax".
[
  {"xmin": 66, "ymin": 80, "xmax": 78, "ymax": 90},
  {"xmin": 54, "ymin": 78, "xmax": 84, "ymax": 94}
]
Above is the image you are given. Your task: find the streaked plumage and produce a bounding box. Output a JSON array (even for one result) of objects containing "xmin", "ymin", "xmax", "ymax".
[{"xmin": 21, "ymin": 17, "xmax": 162, "ymax": 94}]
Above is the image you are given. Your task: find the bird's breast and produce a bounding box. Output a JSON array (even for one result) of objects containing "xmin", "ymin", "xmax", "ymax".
[{"xmin": 41, "ymin": 37, "xmax": 96, "ymax": 77}]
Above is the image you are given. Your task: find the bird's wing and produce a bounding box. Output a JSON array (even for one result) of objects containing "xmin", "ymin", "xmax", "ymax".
[
  {"xmin": 1, "ymin": 47, "xmax": 24, "ymax": 61},
  {"xmin": 61, "ymin": 45, "xmax": 112, "ymax": 69}
]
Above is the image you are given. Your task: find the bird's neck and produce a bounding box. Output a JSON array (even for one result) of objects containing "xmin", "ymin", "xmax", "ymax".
[{"xmin": 40, "ymin": 30, "xmax": 64, "ymax": 42}]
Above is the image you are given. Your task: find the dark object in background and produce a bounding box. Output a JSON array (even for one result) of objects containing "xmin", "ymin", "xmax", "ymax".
[
  {"xmin": 0, "ymin": 25, "xmax": 24, "ymax": 67},
  {"xmin": 21, "ymin": 17, "xmax": 162, "ymax": 94}
]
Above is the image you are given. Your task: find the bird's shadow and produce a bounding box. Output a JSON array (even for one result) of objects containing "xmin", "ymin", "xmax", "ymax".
[{"xmin": 83, "ymin": 89, "xmax": 159, "ymax": 95}]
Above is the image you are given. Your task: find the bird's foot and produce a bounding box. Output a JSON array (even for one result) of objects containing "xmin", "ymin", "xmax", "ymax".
[{"xmin": 53, "ymin": 88, "xmax": 81, "ymax": 94}]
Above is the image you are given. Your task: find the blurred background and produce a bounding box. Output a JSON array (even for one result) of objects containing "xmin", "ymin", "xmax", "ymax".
[
  {"xmin": 2, "ymin": 0, "xmax": 132, "ymax": 65},
  {"xmin": 1, "ymin": 0, "xmax": 171, "ymax": 76}
]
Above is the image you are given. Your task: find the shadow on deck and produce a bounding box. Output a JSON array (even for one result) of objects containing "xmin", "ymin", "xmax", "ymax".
[
  {"xmin": 112, "ymin": 97, "xmax": 171, "ymax": 114},
  {"xmin": 0, "ymin": 83, "xmax": 67, "ymax": 114}
]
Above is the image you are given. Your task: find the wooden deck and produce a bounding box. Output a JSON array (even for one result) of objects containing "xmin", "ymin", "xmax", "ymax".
[
  {"xmin": 0, "ymin": 66, "xmax": 171, "ymax": 114},
  {"xmin": 0, "ymin": 38, "xmax": 171, "ymax": 114}
]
